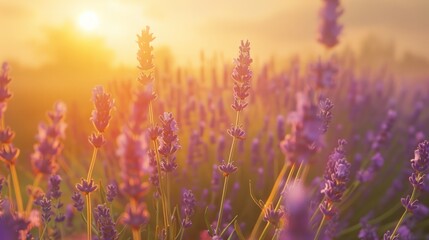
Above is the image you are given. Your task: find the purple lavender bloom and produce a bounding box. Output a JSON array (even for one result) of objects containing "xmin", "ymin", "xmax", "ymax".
[
  {"xmin": 410, "ymin": 140, "xmax": 429, "ymax": 173},
  {"xmin": 94, "ymin": 204, "xmax": 118, "ymax": 240},
  {"xmin": 182, "ymin": 189, "xmax": 196, "ymax": 228},
  {"xmin": 0, "ymin": 144, "xmax": 20, "ymax": 165},
  {"xmin": 0, "ymin": 127, "xmax": 15, "ymax": 144},
  {"xmin": 90, "ymin": 86, "xmax": 114, "ymax": 134},
  {"xmin": 72, "ymin": 192, "xmax": 84, "ymax": 211},
  {"xmin": 263, "ymin": 205, "xmax": 284, "ymax": 227},
  {"xmin": 31, "ymin": 102, "xmax": 67, "ymax": 175},
  {"xmin": 158, "ymin": 112, "xmax": 180, "ymax": 173},
  {"xmin": 218, "ymin": 161, "xmax": 238, "ymax": 176},
  {"xmin": 116, "ymin": 127, "xmax": 148, "ymax": 180},
  {"xmin": 0, "ymin": 62, "xmax": 13, "ymax": 104},
  {"xmin": 401, "ymin": 195, "xmax": 419, "ymax": 213},
  {"xmin": 106, "ymin": 183, "xmax": 118, "ymax": 203},
  {"xmin": 76, "ymin": 179, "xmax": 98, "ymax": 194},
  {"xmin": 227, "ymin": 125, "xmax": 246, "ymax": 140},
  {"xmin": 371, "ymin": 110, "xmax": 397, "ymax": 151},
  {"xmin": 121, "ymin": 203, "xmax": 149, "ymax": 230},
  {"xmin": 318, "ymin": 0, "xmax": 343, "ymax": 49},
  {"xmin": 231, "ymin": 40, "xmax": 252, "ymax": 112},
  {"xmin": 48, "ymin": 174, "xmax": 62, "ymax": 200},
  {"xmin": 319, "ymin": 98, "xmax": 334, "ymax": 133},
  {"xmin": 35, "ymin": 196, "xmax": 53, "ymax": 223}
]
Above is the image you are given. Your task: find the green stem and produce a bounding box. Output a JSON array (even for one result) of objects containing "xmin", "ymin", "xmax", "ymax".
[
  {"xmin": 390, "ymin": 187, "xmax": 417, "ymax": 239},
  {"xmin": 86, "ymin": 194, "xmax": 92, "ymax": 240},
  {"xmin": 86, "ymin": 147, "xmax": 98, "ymax": 181},
  {"xmin": 10, "ymin": 164, "xmax": 23, "ymax": 213},
  {"xmin": 215, "ymin": 111, "xmax": 240, "ymax": 235}
]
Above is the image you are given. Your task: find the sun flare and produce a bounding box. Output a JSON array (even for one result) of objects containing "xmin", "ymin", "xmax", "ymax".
[{"xmin": 78, "ymin": 11, "xmax": 99, "ymax": 31}]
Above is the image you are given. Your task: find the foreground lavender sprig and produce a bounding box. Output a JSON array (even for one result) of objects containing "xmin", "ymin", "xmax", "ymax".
[
  {"xmin": 215, "ymin": 40, "xmax": 252, "ymax": 236},
  {"xmin": 83, "ymin": 86, "xmax": 113, "ymax": 240},
  {"xmin": 387, "ymin": 140, "xmax": 429, "ymax": 239},
  {"xmin": 0, "ymin": 63, "xmax": 23, "ymax": 214},
  {"xmin": 94, "ymin": 204, "xmax": 118, "ymax": 240},
  {"xmin": 314, "ymin": 139, "xmax": 350, "ymax": 240}
]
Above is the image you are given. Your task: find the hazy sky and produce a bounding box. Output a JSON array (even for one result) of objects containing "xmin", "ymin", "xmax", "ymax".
[{"xmin": 1, "ymin": 0, "xmax": 428, "ymax": 67}]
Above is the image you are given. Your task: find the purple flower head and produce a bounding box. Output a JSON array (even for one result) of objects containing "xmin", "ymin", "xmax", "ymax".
[
  {"xmin": 0, "ymin": 127, "xmax": 15, "ymax": 144},
  {"xmin": 322, "ymin": 179, "xmax": 347, "ymax": 203},
  {"xmin": 0, "ymin": 62, "xmax": 13, "ymax": 103},
  {"xmin": 94, "ymin": 204, "xmax": 118, "ymax": 240},
  {"xmin": 90, "ymin": 86, "xmax": 114, "ymax": 133},
  {"xmin": 116, "ymin": 128, "xmax": 148, "ymax": 180},
  {"xmin": 35, "ymin": 196, "xmax": 53, "ymax": 223},
  {"xmin": 72, "ymin": 192, "xmax": 84, "ymax": 211},
  {"xmin": 76, "ymin": 179, "xmax": 97, "ymax": 194},
  {"xmin": 48, "ymin": 174, "xmax": 62, "ymax": 199},
  {"xmin": 182, "ymin": 189, "xmax": 196, "ymax": 228},
  {"xmin": 0, "ymin": 144, "xmax": 19, "ymax": 165},
  {"xmin": 319, "ymin": 97, "xmax": 334, "ymax": 133},
  {"xmin": 319, "ymin": 199, "xmax": 336, "ymax": 219},
  {"xmin": 121, "ymin": 203, "xmax": 150, "ymax": 230},
  {"xmin": 263, "ymin": 205, "xmax": 284, "ymax": 227},
  {"xmin": 158, "ymin": 112, "xmax": 180, "ymax": 172},
  {"xmin": 411, "ymin": 140, "xmax": 429, "ymax": 173},
  {"xmin": 89, "ymin": 132, "xmax": 106, "ymax": 148},
  {"xmin": 325, "ymin": 139, "xmax": 347, "ymax": 180},
  {"xmin": 401, "ymin": 195, "xmax": 419, "ymax": 213},
  {"xmin": 409, "ymin": 172, "xmax": 424, "ymax": 190},
  {"xmin": 137, "ymin": 26, "xmax": 156, "ymax": 90},
  {"xmin": 231, "ymin": 40, "xmax": 252, "ymax": 112},
  {"xmin": 120, "ymin": 177, "xmax": 149, "ymax": 200},
  {"xmin": 106, "ymin": 183, "xmax": 118, "ymax": 202},
  {"xmin": 318, "ymin": 0, "xmax": 343, "ymax": 49},
  {"xmin": 227, "ymin": 125, "xmax": 246, "ymax": 140},
  {"xmin": 148, "ymin": 126, "xmax": 162, "ymax": 141},
  {"xmin": 218, "ymin": 161, "xmax": 238, "ymax": 176}
]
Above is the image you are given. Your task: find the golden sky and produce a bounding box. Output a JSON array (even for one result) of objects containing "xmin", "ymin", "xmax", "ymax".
[{"xmin": 1, "ymin": 0, "xmax": 428, "ymax": 67}]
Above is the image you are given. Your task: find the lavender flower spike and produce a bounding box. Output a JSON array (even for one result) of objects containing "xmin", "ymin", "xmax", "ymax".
[{"xmin": 318, "ymin": 0, "xmax": 343, "ymax": 49}]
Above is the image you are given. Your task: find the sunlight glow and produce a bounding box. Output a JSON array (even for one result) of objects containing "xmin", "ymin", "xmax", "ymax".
[{"xmin": 78, "ymin": 11, "xmax": 99, "ymax": 31}]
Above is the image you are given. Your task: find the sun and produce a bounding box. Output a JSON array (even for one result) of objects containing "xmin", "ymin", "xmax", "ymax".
[{"xmin": 78, "ymin": 11, "xmax": 99, "ymax": 31}]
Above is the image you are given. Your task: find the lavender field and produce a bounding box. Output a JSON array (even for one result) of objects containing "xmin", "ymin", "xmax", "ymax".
[{"xmin": 0, "ymin": 0, "xmax": 429, "ymax": 239}]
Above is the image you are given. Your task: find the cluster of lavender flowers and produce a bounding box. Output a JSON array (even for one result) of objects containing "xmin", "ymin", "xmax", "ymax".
[{"xmin": 2, "ymin": 0, "xmax": 429, "ymax": 239}]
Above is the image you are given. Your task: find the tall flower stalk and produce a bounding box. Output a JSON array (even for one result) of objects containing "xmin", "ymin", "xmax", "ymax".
[
  {"xmin": 387, "ymin": 140, "xmax": 429, "ymax": 239},
  {"xmin": 79, "ymin": 86, "xmax": 113, "ymax": 240},
  {"xmin": 215, "ymin": 40, "xmax": 252, "ymax": 237},
  {"xmin": 0, "ymin": 63, "xmax": 23, "ymax": 214},
  {"xmin": 26, "ymin": 102, "xmax": 67, "ymax": 215},
  {"xmin": 136, "ymin": 26, "xmax": 171, "ymax": 239}
]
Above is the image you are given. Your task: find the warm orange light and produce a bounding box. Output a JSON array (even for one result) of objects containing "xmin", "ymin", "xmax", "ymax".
[{"xmin": 78, "ymin": 11, "xmax": 99, "ymax": 31}]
